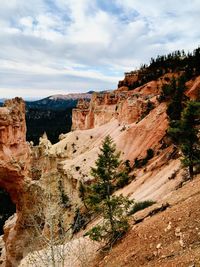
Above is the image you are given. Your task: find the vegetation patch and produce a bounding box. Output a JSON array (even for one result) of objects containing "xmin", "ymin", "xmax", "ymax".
[
  {"xmin": 84, "ymin": 136, "xmax": 133, "ymax": 247},
  {"xmin": 129, "ymin": 200, "xmax": 156, "ymax": 215},
  {"xmin": 162, "ymin": 76, "xmax": 200, "ymax": 178},
  {"xmin": 138, "ymin": 100, "xmax": 155, "ymax": 122},
  {"xmin": 120, "ymin": 47, "xmax": 200, "ymax": 90},
  {"xmin": 58, "ymin": 178, "xmax": 71, "ymax": 208},
  {"xmin": 71, "ymin": 209, "xmax": 91, "ymax": 234},
  {"xmin": 134, "ymin": 148, "xmax": 154, "ymax": 168}
]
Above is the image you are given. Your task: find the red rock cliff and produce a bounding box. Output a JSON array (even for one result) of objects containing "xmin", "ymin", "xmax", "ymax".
[
  {"xmin": 0, "ymin": 99, "xmax": 85, "ymax": 267},
  {"xmin": 72, "ymin": 81, "xmax": 160, "ymax": 130},
  {"xmin": 72, "ymin": 73, "xmax": 200, "ymax": 131},
  {"xmin": 0, "ymin": 98, "xmax": 31, "ymax": 267},
  {"xmin": 0, "ymin": 97, "xmax": 30, "ymax": 197}
]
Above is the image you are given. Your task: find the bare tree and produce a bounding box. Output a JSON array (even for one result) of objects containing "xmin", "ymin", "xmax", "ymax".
[
  {"xmin": 22, "ymin": 176, "xmax": 72, "ymax": 267},
  {"xmin": 20, "ymin": 175, "xmax": 100, "ymax": 267}
]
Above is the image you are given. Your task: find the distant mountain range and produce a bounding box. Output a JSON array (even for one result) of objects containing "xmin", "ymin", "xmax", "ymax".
[
  {"xmin": 26, "ymin": 92, "xmax": 93, "ymax": 111},
  {"xmin": 0, "ymin": 92, "xmax": 94, "ymax": 144},
  {"xmin": 25, "ymin": 92, "xmax": 93, "ymax": 145},
  {"xmin": 0, "ymin": 99, "xmax": 6, "ymax": 105}
]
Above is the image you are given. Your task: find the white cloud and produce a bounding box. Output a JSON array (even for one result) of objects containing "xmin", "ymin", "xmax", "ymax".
[
  {"xmin": 0, "ymin": 0, "xmax": 200, "ymax": 99},
  {"xmin": 19, "ymin": 16, "xmax": 34, "ymax": 28}
]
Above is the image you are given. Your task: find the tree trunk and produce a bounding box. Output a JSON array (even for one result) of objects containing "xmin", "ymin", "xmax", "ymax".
[
  {"xmin": 106, "ymin": 194, "xmax": 116, "ymax": 241},
  {"xmin": 50, "ymin": 244, "xmax": 56, "ymax": 267},
  {"xmin": 104, "ymin": 179, "xmax": 115, "ymax": 236},
  {"xmin": 189, "ymin": 164, "xmax": 194, "ymax": 179}
]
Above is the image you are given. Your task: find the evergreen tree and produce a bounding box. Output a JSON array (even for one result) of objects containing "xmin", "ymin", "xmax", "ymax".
[
  {"xmin": 85, "ymin": 136, "xmax": 132, "ymax": 246},
  {"xmin": 168, "ymin": 101, "xmax": 200, "ymax": 178},
  {"xmin": 160, "ymin": 77, "xmax": 176, "ymax": 101},
  {"xmin": 166, "ymin": 76, "xmax": 187, "ymax": 121}
]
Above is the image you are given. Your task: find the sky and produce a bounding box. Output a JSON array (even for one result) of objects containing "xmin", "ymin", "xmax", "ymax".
[{"xmin": 0, "ymin": 0, "xmax": 200, "ymax": 100}]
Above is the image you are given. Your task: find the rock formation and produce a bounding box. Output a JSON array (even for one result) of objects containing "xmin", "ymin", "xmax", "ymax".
[
  {"xmin": 0, "ymin": 73, "xmax": 199, "ymax": 266},
  {"xmin": 186, "ymin": 75, "xmax": 200, "ymax": 99},
  {"xmin": 0, "ymin": 98, "xmax": 30, "ymax": 266},
  {"xmin": 0, "ymin": 99, "xmax": 81, "ymax": 266},
  {"xmin": 72, "ymin": 84, "xmax": 160, "ymax": 131}
]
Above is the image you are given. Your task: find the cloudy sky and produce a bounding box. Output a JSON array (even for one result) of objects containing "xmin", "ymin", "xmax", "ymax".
[{"xmin": 0, "ymin": 0, "xmax": 200, "ymax": 99}]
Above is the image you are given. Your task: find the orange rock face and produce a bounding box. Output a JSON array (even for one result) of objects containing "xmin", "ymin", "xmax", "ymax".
[
  {"xmin": 72, "ymin": 84, "xmax": 160, "ymax": 130},
  {"xmin": 0, "ymin": 98, "xmax": 31, "ymax": 266},
  {"xmin": 186, "ymin": 75, "xmax": 200, "ymax": 100},
  {"xmin": 72, "ymin": 73, "xmax": 200, "ymax": 132},
  {"xmin": 0, "ymin": 73, "xmax": 198, "ymax": 266},
  {"xmin": 118, "ymin": 71, "xmax": 140, "ymax": 88},
  {"xmin": 0, "ymin": 98, "xmax": 85, "ymax": 267},
  {"xmin": 0, "ymin": 97, "xmax": 30, "ymax": 196}
]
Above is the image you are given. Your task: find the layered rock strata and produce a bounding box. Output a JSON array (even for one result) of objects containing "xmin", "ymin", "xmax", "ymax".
[
  {"xmin": 0, "ymin": 98, "xmax": 30, "ymax": 266},
  {"xmin": 0, "ymin": 99, "xmax": 80, "ymax": 267},
  {"xmin": 72, "ymin": 85, "xmax": 160, "ymax": 131},
  {"xmin": 0, "ymin": 73, "xmax": 199, "ymax": 266}
]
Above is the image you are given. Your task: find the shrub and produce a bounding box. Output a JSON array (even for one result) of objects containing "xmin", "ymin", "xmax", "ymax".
[
  {"xmin": 129, "ymin": 200, "xmax": 156, "ymax": 215},
  {"xmin": 146, "ymin": 148, "xmax": 154, "ymax": 160},
  {"xmin": 134, "ymin": 149, "xmax": 154, "ymax": 168},
  {"xmin": 124, "ymin": 159, "xmax": 132, "ymax": 173},
  {"xmin": 58, "ymin": 178, "xmax": 71, "ymax": 208},
  {"xmin": 71, "ymin": 209, "xmax": 89, "ymax": 234},
  {"xmin": 116, "ymin": 173, "xmax": 130, "ymax": 189},
  {"xmin": 134, "ymin": 157, "xmax": 140, "ymax": 168},
  {"xmin": 120, "ymin": 125, "xmax": 126, "ymax": 132}
]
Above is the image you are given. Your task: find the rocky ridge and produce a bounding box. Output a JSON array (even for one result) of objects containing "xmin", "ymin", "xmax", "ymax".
[
  {"xmin": 72, "ymin": 81, "xmax": 160, "ymax": 130},
  {"xmin": 0, "ymin": 71, "xmax": 199, "ymax": 266},
  {"xmin": 0, "ymin": 98, "xmax": 30, "ymax": 266},
  {"xmin": 0, "ymin": 99, "xmax": 82, "ymax": 266}
]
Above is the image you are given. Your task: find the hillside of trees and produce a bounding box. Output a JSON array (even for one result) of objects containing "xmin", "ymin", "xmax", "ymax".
[
  {"xmin": 120, "ymin": 47, "xmax": 200, "ymax": 90},
  {"xmin": 26, "ymin": 107, "xmax": 72, "ymax": 145},
  {"xmin": 26, "ymin": 94, "xmax": 92, "ymax": 145}
]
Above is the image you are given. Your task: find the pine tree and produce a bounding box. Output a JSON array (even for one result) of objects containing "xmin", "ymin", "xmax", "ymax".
[
  {"xmin": 168, "ymin": 101, "xmax": 200, "ymax": 178},
  {"xmin": 179, "ymin": 101, "xmax": 200, "ymax": 178},
  {"xmin": 85, "ymin": 136, "xmax": 132, "ymax": 246},
  {"xmin": 166, "ymin": 76, "xmax": 186, "ymax": 121}
]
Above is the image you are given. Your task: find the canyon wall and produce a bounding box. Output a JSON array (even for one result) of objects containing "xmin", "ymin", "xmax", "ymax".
[
  {"xmin": 72, "ymin": 82, "xmax": 160, "ymax": 131},
  {"xmin": 0, "ymin": 74, "xmax": 199, "ymax": 266},
  {"xmin": 0, "ymin": 97, "xmax": 30, "ymax": 207},
  {"xmin": 72, "ymin": 73, "xmax": 200, "ymax": 131},
  {"xmin": 0, "ymin": 99, "xmax": 81, "ymax": 267},
  {"xmin": 0, "ymin": 98, "xmax": 31, "ymax": 266}
]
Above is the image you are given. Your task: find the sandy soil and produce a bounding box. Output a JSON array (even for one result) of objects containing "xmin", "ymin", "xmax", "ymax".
[{"xmin": 94, "ymin": 174, "xmax": 200, "ymax": 267}]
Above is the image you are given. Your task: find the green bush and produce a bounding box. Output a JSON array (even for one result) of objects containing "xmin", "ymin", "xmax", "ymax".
[
  {"xmin": 134, "ymin": 149, "xmax": 154, "ymax": 168},
  {"xmin": 124, "ymin": 159, "xmax": 132, "ymax": 173},
  {"xmin": 71, "ymin": 209, "xmax": 89, "ymax": 234},
  {"xmin": 129, "ymin": 200, "xmax": 156, "ymax": 215},
  {"xmin": 116, "ymin": 173, "xmax": 130, "ymax": 189},
  {"xmin": 58, "ymin": 178, "xmax": 71, "ymax": 208},
  {"xmin": 146, "ymin": 148, "xmax": 154, "ymax": 160}
]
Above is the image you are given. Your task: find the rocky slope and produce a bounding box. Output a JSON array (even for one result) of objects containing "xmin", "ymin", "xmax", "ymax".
[
  {"xmin": 95, "ymin": 173, "xmax": 200, "ymax": 267},
  {"xmin": 0, "ymin": 71, "xmax": 199, "ymax": 267},
  {"xmin": 72, "ymin": 84, "xmax": 159, "ymax": 130}
]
